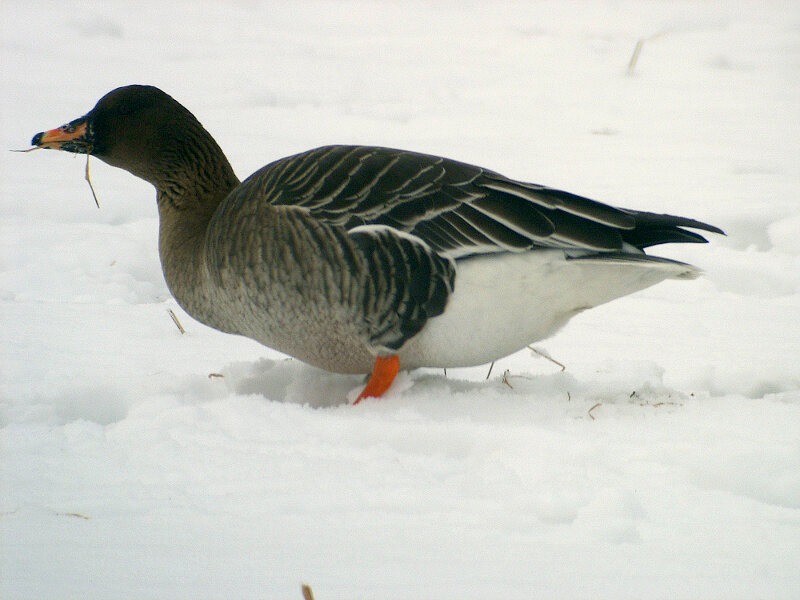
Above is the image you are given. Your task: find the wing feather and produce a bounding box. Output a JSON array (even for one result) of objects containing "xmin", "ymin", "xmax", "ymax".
[{"xmin": 237, "ymin": 145, "xmax": 722, "ymax": 258}]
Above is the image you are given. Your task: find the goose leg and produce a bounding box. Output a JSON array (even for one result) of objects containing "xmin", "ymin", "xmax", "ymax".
[{"xmin": 353, "ymin": 355, "xmax": 400, "ymax": 404}]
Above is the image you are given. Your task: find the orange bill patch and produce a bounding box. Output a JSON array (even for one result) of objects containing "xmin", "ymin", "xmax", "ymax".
[{"xmin": 32, "ymin": 119, "xmax": 89, "ymax": 152}]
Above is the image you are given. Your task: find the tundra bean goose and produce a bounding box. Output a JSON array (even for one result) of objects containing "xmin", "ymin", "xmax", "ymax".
[{"xmin": 32, "ymin": 85, "xmax": 723, "ymax": 402}]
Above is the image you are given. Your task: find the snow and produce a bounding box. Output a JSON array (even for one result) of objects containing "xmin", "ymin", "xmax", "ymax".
[{"xmin": 1, "ymin": 1, "xmax": 799, "ymax": 598}]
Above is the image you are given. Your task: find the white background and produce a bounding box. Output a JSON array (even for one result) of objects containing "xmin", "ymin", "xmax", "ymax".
[{"xmin": 1, "ymin": 1, "xmax": 799, "ymax": 598}]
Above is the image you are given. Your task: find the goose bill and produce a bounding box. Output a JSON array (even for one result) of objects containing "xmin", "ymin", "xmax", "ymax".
[{"xmin": 31, "ymin": 117, "xmax": 90, "ymax": 154}]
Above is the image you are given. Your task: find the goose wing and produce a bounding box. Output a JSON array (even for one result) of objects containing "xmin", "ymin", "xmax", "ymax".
[{"xmin": 241, "ymin": 144, "xmax": 722, "ymax": 259}]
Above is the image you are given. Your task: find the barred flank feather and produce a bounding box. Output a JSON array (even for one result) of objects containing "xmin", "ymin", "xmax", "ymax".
[{"xmin": 349, "ymin": 226, "xmax": 455, "ymax": 351}]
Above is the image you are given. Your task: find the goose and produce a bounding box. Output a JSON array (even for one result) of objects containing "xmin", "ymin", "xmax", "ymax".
[{"xmin": 32, "ymin": 85, "xmax": 723, "ymax": 403}]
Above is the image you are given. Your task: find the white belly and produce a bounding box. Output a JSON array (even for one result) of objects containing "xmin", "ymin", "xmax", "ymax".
[{"xmin": 399, "ymin": 250, "xmax": 696, "ymax": 368}]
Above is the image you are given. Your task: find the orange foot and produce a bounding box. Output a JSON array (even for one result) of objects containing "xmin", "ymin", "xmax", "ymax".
[{"xmin": 354, "ymin": 355, "xmax": 400, "ymax": 404}]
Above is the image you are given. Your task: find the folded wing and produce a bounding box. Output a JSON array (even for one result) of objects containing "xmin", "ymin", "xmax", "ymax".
[{"xmin": 243, "ymin": 145, "xmax": 722, "ymax": 259}]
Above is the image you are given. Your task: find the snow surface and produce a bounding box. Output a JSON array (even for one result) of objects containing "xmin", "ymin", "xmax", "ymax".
[{"xmin": 2, "ymin": 1, "xmax": 799, "ymax": 598}]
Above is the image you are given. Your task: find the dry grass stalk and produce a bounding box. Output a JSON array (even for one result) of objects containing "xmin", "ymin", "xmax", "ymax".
[
  {"xmin": 57, "ymin": 511, "xmax": 91, "ymax": 520},
  {"xmin": 527, "ymin": 346, "xmax": 566, "ymax": 371},
  {"xmin": 168, "ymin": 308, "xmax": 186, "ymax": 334},
  {"xmin": 301, "ymin": 583, "xmax": 315, "ymax": 600},
  {"xmin": 485, "ymin": 361, "xmax": 495, "ymax": 380},
  {"xmin": 627, "ymin": 39, "xmax": 644, "ymax": 74},
  {"xmin": 85, "ymin": 154, "xmax": 100, "ymax": 208},
  {"xmin": 501, "ymin": 369, "xmax": 513, "ymax": 388},
  {"xmin": 588, "ymin": 402, "xmax": 602, "ymax": 420}
]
